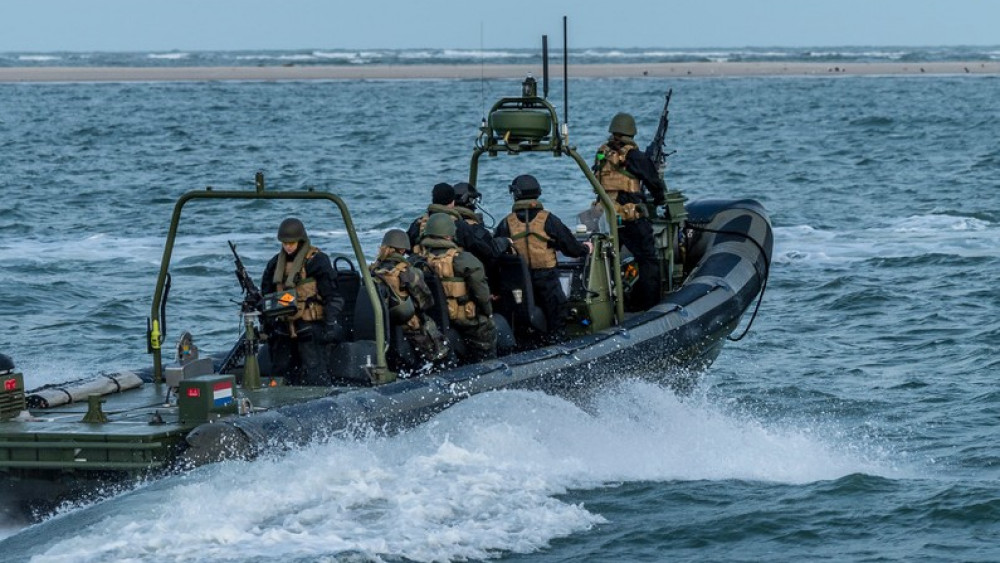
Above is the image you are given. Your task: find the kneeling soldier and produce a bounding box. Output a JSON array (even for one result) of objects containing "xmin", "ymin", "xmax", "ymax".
[
  {"xmin": 418, "ymin": 213, "xmax": 497, "ymax": 363},
  {"xmin": 370, "ymin": 229, "xmax": 449, "ymax": 371}
]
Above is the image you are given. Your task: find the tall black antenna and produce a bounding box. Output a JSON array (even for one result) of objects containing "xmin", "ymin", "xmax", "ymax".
[
  {"xmin": 480, "ymin": 21, "xmax": 485, "ymax": 118},
  {"xmin": 562, "ymin": 16, "xmax": 569, "ymax": 127},
  {"xmin": 542, "ymin": 35, "xmax": 549, "ymax": 99}
]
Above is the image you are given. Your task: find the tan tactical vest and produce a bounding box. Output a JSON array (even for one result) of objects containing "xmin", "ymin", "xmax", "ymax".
[
  {"xmin": 595, "ymin": 140, "xmax": 645, "ymax": 222},
  {"xmin": 506, "ymin": 202, "xmax": 556, "ymax": 269},
  {"xmin": 371, "ymin": 257, "xmax": 421, "ymax": 330},
  {"xmin": 424, "ymin": 248, "xmax": 477, "ymax": 323},
  {"xmin": 277, "ymin": 246, "xmax": 324, "ymax": 322},
  {"xmin": 595, "ymin": 141, "xmax": 641, "ymax": 195}
]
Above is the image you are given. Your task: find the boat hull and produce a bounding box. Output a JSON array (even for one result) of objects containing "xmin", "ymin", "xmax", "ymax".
[
  {"xmin": 181, "ymin": 198, "xmax": 773, "ymax": 463},
  {"xmin": 1, "ymin": 198, "xmax": 771, "ymax": 513}
]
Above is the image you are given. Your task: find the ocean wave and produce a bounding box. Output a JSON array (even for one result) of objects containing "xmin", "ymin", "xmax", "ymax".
[
  {"xmin": 3, "ymin": 45, "xmax": 999, "ymax": 68},
  {"xmin": 147, "ymin": 52, "xmax": 190, "ymax": 60},
  {"xmin": 17, "ymin": 54, "xmax": 62, "ymax": 62}
]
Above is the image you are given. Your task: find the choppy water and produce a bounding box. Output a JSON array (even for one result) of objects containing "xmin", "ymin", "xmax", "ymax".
[
  {"xmin": 2, "ymin": 45, "xmax": 1000, "ymax": 68},
  {"xmin": 1, "ymin": 69, "xmax": 999, "ymax": 561}
]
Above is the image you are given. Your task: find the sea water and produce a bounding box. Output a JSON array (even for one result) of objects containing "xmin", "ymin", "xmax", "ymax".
[{"xmin": 1, "ymin": 70, "xmax": 999, "ymax": 561}]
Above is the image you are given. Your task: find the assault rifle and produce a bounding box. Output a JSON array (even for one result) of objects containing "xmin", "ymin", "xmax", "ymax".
[
  {"xmin": 228, "ymin": 240, "xmax": 263, "ymax": 313},
  {"xmin": 644, "ymin": 89, "xmax": 674, "ymax": 175}
]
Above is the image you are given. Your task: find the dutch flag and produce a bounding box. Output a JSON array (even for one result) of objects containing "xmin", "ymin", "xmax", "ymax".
[{"xmin": 213, "ymin": 381, "xmax": 233, "ymax": 407}]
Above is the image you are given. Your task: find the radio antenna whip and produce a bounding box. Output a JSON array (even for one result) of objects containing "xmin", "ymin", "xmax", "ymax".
[
  {"xmin": 480, "ymin": 21, "xmax": 486, "ymax": 118},
  {"xmin": 562, "ymin": 16, "xmax": 569, "ymax": 139},
  {"xmin": 542, "ymin": 35, "xmax": 549, "ymax": 99}
]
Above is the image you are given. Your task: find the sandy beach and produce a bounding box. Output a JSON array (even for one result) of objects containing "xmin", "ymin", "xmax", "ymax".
[{"xmin": 1, "ymin": 61, "xmax": 998, "ymax": 83}]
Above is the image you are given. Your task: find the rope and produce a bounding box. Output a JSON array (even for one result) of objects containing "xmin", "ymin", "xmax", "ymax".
[{"xmin": 686, "ymin": 224, "xmax": 770, "ymax": 342}]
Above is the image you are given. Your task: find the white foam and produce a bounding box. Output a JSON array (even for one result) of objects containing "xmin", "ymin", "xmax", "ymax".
[
  {"xmin": 147, "ymin": 52, "xmax": 189, "ymax": 60},
  {"xmin": 773, "ymin": 214, "xmax": 1000, "ymax": 266},
  {"xmin": 17, "ymin": 55, "xmax": 61, "ymax": 62},
  {"xmin": 25, "ymin": 381, "xmax": 900, "ymax": 562}
]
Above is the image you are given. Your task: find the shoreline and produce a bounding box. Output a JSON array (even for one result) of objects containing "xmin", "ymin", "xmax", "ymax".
[{"xmin": 1, "ymin": 61, "xmax": 998, "ymax": 83}]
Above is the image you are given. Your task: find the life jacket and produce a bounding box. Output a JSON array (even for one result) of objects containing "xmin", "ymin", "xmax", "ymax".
[
  {"xmin": 275, "ymin": 246, "xmax": 324, "ymax": 322},
  {"xmin": 506, "ymin": 200, "xmax": 556, "ymax": 269},
  {"xmin": 370, "ymin": 254, "xmax": 419, "ymax": 327},
  {"xmin": 422, "ymin": 247, "xmax": 477, "ymax": 323},
  {"xmin": 595, "ymin": 138, "xmax": 645, "ymax": 222},
  {"xmin": 413, "ymin": 204, "xmax": 461, "ymax": 254}
]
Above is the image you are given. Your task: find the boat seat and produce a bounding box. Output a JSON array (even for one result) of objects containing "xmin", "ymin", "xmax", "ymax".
[
  {"xmin": 493, "ymin": 253, "xmax": 547, "ymax": 341},
  {"xmin": 351, "ymin": 278, "xmax": 388, "ymax": 343},
  {"xmin": 332, "ymin": 256, "xmax": 361, "ymax": 339}
]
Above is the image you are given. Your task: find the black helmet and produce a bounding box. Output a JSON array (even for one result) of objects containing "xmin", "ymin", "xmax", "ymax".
[
  {"xmin": 453, "ymin": 182, "xmax": 481, "ymax": 209},
  {"xmin": 424, "ymin": 213, "xmax": 457, "ymax": 239},
  {"xmin": 381, "ymin": 228, "xmax": 410, "ymax": 250},
  {"xmin": 609, "ymin": 112, "xmax": 637, "ymax": 137},
  {"xmin": 277, "ymin": 217, "xmax": 307, "ymax": 242},
  {"xmin": 509, "ymin": 174, "xmax": 541, "ymax": 200}
]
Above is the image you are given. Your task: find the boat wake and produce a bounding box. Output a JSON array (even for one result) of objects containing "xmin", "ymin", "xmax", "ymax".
[{"xmin": 1, "ymin": 379, "xmax": 907, "ymax": 562}]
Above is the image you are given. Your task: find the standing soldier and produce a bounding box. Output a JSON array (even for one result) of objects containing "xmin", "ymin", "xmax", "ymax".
[
  {"xmin": 260, "ymin": 217, "xmax": 345, "ymax": 385},
  {"xmin": 370, "ymin": 229, "xmax": 449, "ymax": 371},
  {"xmin": 417, "ymin": 213, "xmax": 497, "ymax": 363},
  {"xmin": 594, "ymin": 112, "xmax": 667, "ymax": 311},
  {"xmin": 494, "ymin": 174, "xmax": 592, "ymax": 343}
]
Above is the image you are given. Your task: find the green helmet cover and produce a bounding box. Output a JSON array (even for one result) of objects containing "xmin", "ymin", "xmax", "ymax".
[
  {"xmin": 609, "ymin": 112, "xmax": 637, "ymax": 137},
  {"xmin": 277, "ymin": 217, "xmax": 307, "ymax": 242},
  {"xmin": 381, "ymin": 228, "xmax": 410, "ymax": 250},
  {"xmin": 424, "ymin": 213, "xmax": 457, "ymax": 238}
]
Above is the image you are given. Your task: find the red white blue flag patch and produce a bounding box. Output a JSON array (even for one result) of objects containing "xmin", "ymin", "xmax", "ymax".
[{"xmin": 213, "ymin": 381, "xmax": 233, "ymax": 407}]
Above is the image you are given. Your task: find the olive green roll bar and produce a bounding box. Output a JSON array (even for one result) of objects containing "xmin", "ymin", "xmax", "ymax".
[{"xmin": 148, "ymin": 173, "xmax": 386, "ymax": 383}]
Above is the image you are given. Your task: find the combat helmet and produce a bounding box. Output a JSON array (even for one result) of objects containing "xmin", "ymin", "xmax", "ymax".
[
  {"xmin": 424, "ymin": 213, "xmax": 457, "ymax": 239},
  {"xmin": 277, "ymin": 217, "xmax": 307, "ymax": 242},
  {"xmin": 381, "ymin": 228, "xmax": 410, "ymax": 251},
  {"xmin": 608, "ymin": 112, "xmax": 637, "ymax": 137},
  {"xmin": 453, "ymin": 182, "xmax": 481, "ymax": 209},
  {"xmin": 509, "ymin": 174, "xmax": 542, "ymax": 201}
]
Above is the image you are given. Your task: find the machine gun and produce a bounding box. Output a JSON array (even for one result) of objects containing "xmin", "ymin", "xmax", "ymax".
[
  {"xmin": 644, "ymin": 89, "xmax": 673, "ymax": 176},
  {"xmin": 228, "ymin": 240, "xmax": 263, "ymax": 313},
  {"xmin": 222, "ymin": 241, "xmax": 263, "ymax": 388}
]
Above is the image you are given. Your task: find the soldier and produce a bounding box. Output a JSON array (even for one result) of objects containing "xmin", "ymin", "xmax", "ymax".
[
  {"xmin": 453, "ymin": 181, "xmax": 513, "ymax": 270},
  {"xmin": 407, "ymin": 182, "xmax": 504, "ymax": 267},
  {"xmin": 260, "ymin": 217, "xmax": 345, "ymax": 385},
  {"xmin": 370, "ymin": 229, "xmax": 449, "ymax": 370},
  {"xmin": 594, "ymin": 112, "xmax": 667, "ymax": 311},
  {"xmin": 417, "ymin": 213, "xmax": 497, "ymax": 363},
  {"xmin": 494, "ymin": 174, "xmax": 592, "ymax": 343}
]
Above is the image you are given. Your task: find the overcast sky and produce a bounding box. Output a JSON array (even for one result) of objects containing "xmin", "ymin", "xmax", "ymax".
[{"xmin": 1, "ymin": 0, "xmax": 996, "ymax": 52}]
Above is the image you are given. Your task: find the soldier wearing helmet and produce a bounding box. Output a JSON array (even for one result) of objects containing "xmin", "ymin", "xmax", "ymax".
[
  {"xmin": 593, "ymin": 112, "xmax": 668, "ymax": 311},
  {"xmin": 417, "ymin": 213, "xmax": 497, "ymax": 363},
  {"xmin": 453, "ymin": 181, "xmax": 513, "ymax": 266},
  {"xmin": 370, "ymin": 228, "xmax": 449, "ymax": 372},
  {"xmin": 406, "ymin": 182, "xmax": 506, "ymax": 269},
  {"xmin": 494, "ymin": 174, "xmax": 592, "ymax": 343},
  {"xmin": 260, "ymin": 217, "xmax": 345, "ymax": 385}
]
